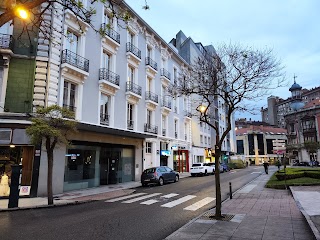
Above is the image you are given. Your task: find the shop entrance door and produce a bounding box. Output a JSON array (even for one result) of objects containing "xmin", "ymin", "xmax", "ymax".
[{"xmin": 100, "ymin": 149, "xmax": 121, "ymax": 185}]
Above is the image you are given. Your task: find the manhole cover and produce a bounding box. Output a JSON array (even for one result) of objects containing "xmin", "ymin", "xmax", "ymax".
[{"xmin": 199, "ymin": 212, "xmax": 235, "ymax": 221}]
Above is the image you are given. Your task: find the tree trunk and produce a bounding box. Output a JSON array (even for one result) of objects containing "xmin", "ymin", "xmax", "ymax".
[
  {"xmin": 215, "ymin": 148, "xmax": 222, "ymax": 218},
  {"xmin": 46, "ymin": 138, "xmax": 54, "ymax": 205}
]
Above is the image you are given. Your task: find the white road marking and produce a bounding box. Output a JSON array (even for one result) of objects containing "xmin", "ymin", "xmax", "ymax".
[
  {"xmin": 105, "ymin": 193, "xmax": 147, "ymax": 202},
  {"xmin": 253, "ymin": 167, "xmax": 260, "ymax": 169},
  {"xmin": 140, "ymin": 199, "xmax": 159, "ymax": 205},
  {"xmin": 251, "ymin": 172, "xmax": 262, "ymax": 174},
  {"xmin": 161, "ymin": 193, "xmax": 179, "ymax": 198},
  {"xmin": 230, "ymin": 171, "xmax": 236, "ymax": 173},
  {"xmin": 161, "ymin": 195, "xmax": 196, "ymax": 208},
  {"xmin": 184, "ymin": 197, "xmax": 215, "ymax": 211},
  {"xmin": 122, "ymin": 193, "xmax": 162, "ymax": 203}
]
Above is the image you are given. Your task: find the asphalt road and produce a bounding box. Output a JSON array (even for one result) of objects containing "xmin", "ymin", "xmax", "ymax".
[{"xmin": 0, "ymin": 166, "xmax": 264, "ymax": 240}]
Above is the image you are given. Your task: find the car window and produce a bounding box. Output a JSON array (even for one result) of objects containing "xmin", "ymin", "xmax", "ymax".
[
  {"xmin": 165, "ymin": 167, "xmax": 173, "ymax": 172},
  {"xmin": 159, "ymin": 167, "xmax": 167, "ymax": 172},
  {"xmin": 192, "ymin": 163, "xmax": 201, "ymax": 167},
  {"xmin": 143, "ymin": 168, "xmax": 156, "ymax": 173}
]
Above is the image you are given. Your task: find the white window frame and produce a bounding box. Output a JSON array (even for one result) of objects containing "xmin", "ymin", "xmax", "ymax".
[{"xmin": 146, "ymin": 142, "xmax": 152, "ymax": 154}]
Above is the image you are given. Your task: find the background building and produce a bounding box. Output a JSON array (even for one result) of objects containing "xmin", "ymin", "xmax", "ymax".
[{"xmin": 235, "ymin": 121, "xmax": 287, "ymax": 165}]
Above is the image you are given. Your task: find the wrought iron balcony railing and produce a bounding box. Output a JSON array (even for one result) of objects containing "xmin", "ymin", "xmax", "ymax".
[
  {"xmin": 161, "ymin": 97, "xmax": 172, "ymax": 109},
  {"xmin": 99, "ymin": 68, "xmax": 120, "ymax": 86},
  {"xmin": 145, "ymin": 57, "xmax": 157, "ymax": 71},
  {"xmin": 145, "ymin": 91, "xmax": 158, "ymax": 103},
  {"xmin": 126, "ymin": 42, "xmax": 141, "ymax": 59},
  {"xmin": 100, "ymin": 113, "xmax": 109, "ymax": 125},
  {"xmin": 64, "ymin": 0, "xmax": 90, "ymax": 22},
  {"xmin": 0, "ymin": 34, "xmax": 13, "ymax": 49},
  {"xmin": 61, "ymin": 49, "xmax": 89, "ymax": 72},
  {"xmin": 160, "ymin": 68, "xmax": 171, "ymax": 80},
  {"xmin": 144, "ymin": 123, "xmax": 158, "ymax": 134},
  {"xmin": 100, "ymin": 23, "xmax": 120, "ymax": 44},
  {"xmin": 126, "ymin": 81, "xmax": 142, "ymax": 96},
  {"xmin": 162, "ymin": 129, "xmax": 166, "ymax": 136},
  {"xmin": 127, "ymin": 120, "xmax": 134, "ymax": 130}
]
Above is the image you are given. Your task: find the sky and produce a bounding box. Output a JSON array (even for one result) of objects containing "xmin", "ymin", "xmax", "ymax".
[{"xmin": 125, "ymin": 0, "xmax": 320, "ymax": 120}]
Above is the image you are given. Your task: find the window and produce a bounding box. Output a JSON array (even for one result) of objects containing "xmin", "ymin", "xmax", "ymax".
[
  {"xmin": 100, "ymin": 94, "xmax": 109, "ymax": 125},
  {"xmin": 162, "ymin": 115, "xmax": 166, "ymax": 136},
  {"xmin": 103, "ymin": 51, "xmax": 111, "ymax": 70},
  {"xmin": 146, "ymin": 142, "xmax": 152, "ymax": 153},
  {"xmin": 128, "ymin": 66, "xmax": 135, "ymax": 83},
  {"xmin": 174, "ymin": 119, "xmax": 178, "ymax": 138},
  {"xmin": 104, "ymin": 11, "xmax": 113, "ymax": 27},
  {"xmin": 173, "ymin": 68, "xmax": 178, "ymax": 85},
  {"xmin": 147, "ymin": 77, "xmax": 152, "ymax": 92},
  {"xmin": 127, "ymin": 103, "xmax": 134, "ymax": 130},
  {"xmin": 147, "ymin": 109, "xmax": 152, "ymax": 125},
  {"xmin": 63, "ymin": 81, "xmax": 76, "ymax": 112},
  {"xmin": 204, "ymin": 136, "xmax": 207, "ymax": 144},
  {"xmin": 147, "ymin": 46, "xmax": 152, "ymax": 59},
  {"xmin": 66, "ymin": 30, "xmax": 79, "ymax": 53},
  {"xmin": 208, "ymin": 137, "xmax": 211, "ymax": 144},
  {"xmin": 128, "ymin": 31, "xmax": 135, "ymax": 45},
  {"xmin": 200, "ymin": 135, "xmax": 203, "ymax": 144}
]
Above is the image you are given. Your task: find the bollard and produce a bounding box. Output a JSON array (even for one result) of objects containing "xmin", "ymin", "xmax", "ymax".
[
  {"xmin": 229, "ymin": 182, "xmax": 232, "ymax": 199},
  {"xmin": 8, "ymin": 165, "xmax": 22, "ymax": 208}
]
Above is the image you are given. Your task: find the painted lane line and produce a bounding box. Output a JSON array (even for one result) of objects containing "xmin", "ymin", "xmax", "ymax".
[
  {"xmin": 183, "ymin": 197, "xmax": 215, "ymax": 211},
  {"xmin": 251, "ymin": 172, "xmax": 262, "ymax": 174},
  {"xmin": 105, "ymin": 193, "xmax": 147, "ymax": 202},
  {"xmin": 161, "ymin": 193, "xmax": 179, "ymax": 198},
  {"xmin": 161, "ymin": 195, "xmax": 196, "ymax": 208},
  {"xmin": 122, "ymin": 193, "xmax": 162, "ymax": 203},
  {"xmin": 140, "ymin": 199, "xmax": 159, "ymax": 205}
]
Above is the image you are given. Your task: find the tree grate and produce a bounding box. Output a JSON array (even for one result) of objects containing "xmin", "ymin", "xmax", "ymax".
[{"xmin": 199, "ymin": 212, "xmax": 235, "ymax": 221}]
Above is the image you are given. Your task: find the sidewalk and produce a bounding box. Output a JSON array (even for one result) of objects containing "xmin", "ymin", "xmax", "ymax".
[
  {"xmin": 0, "ymin": 172, "xmax": 190, "ymax": 211},
  {"xmin": 166, "ymin": 167, "xmax": 318, "ymax": 240}
]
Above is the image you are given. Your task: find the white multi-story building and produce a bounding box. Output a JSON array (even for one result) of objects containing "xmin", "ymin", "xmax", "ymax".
[{"xmin": 0, "ymin": 1, "xmax": 193, "ymax": 196}]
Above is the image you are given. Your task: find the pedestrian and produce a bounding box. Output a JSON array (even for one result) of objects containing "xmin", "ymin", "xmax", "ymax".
[{"xmin": 263, "ymin": 161, "xmax": 269, "ymax": 174}]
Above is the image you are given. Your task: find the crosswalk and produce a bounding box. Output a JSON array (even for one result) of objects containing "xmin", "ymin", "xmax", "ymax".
[{"xmin": 105, "ymin": 192, "xmax": 215, "ymax": 211}]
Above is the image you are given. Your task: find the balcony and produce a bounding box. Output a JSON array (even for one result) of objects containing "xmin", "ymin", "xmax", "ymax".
[
  {"xmin": 145, "ymin": 91, "xmax": 158, "ymax": 105},
  {"xmin": 126, "ymin": 43, "xmax": 141, "ymax": 59},
  {"xmin": 99, "ymin": 68, "xmax": 120, "ymax": 86},
  {"xmin": 161, "ymin": 97, "xmax": 172, "ymax": 109},
  {"xmin": 61, "ymin": 49, "xmax": 89, "ymax": 72},
  {"xmin": 127, "ymin": 120, "xmax": 134, "ymax": 130},
  {"xmin": 0, "ymin": 34, "xmax": 13, "ymax": 50},
  {"xmin": 162, "ymin": 129, "xmax": 166, "ymax": 137},
  {"xmin": 100, "ymin": 113, "xmax": 109, "ymax": 126},
  {"xmin": 145, "ymin": 57, "xmax": 158, "ymax": 75},
  {"xmin": 144, "ymin": 123, "xmax": 158, "ymax": 134},
  {"xmin": 161, "ymin": 68, "xmax": 171, "ymax": 80},
  {"xmin": 100, "ymin": 23, "xmax": 120, "ymax": 44},
  {"xmin": 126, "ymin": 82, "xmax": 142, "ymax": 96}
]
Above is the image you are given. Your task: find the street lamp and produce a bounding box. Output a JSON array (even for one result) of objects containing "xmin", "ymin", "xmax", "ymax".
[
  {"xmin": 197, "ymin": 105, "xmax": 207, "ymax": 114},
  {"xmin": 15, "ymin": 6, "xmax": 29, "ymax": 20}
]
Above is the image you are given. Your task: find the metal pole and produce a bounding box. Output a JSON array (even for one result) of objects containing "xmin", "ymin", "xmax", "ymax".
[{"xmin": 229, "ymin": 182, "xmax": 232, "ymax": 199}]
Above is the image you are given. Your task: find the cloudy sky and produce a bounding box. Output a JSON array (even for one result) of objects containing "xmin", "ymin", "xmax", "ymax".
[{"xmin": 126, "ymin": 0, "xmax": 320, "ymax": 120}]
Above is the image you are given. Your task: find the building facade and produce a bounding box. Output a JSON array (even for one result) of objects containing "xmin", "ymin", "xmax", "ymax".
[
  {"xmin": 0, "ymin": 1, "xmax": 194, "ymax": 197},
  {"xmin": 169, "ymin": 31, "xmax": 236, "ymax": 165},
  {"xmin": 235, "ymin": 121, "xmax": 287, "ymax": 165}
]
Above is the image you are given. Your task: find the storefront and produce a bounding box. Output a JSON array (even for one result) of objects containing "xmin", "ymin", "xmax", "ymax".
[
  {"xmin": 0, "ymin": 127, "xmax": 37, "ymax": 198},
  {"xmin": 173, "ymin": 149, "xmax": 189, "ymax": 173},
  {"xmin": 64, "ymin": 142, "xmax": 136, "ymax": 192}
]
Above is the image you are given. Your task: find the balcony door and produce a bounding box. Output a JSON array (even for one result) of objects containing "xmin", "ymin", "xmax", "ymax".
[
  {"xmin": 100, "ymin": 94, "xmax": 109, "ymax": 125},
  {"xmin": 63, "ymin": 81, "xmax": 76, "ymax": 114},
  {"xmin": 66, "ymin": 30, "xmax": 79, "ymax": 65}
]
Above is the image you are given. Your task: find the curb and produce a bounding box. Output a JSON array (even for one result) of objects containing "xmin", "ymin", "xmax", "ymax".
[
  {"xmin": 0, "ymin": 189, "xmax": 137, "ymax": 212},
  {"xmin": 165, "ymin": 170, "xmax": 264, "ymax": 239},
  {"xmin": 289, "ymin": 187, "xmax": 320, "ymax": 240}
]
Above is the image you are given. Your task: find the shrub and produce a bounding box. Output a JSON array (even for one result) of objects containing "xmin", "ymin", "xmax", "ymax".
[
  {"xmin": 230, "ymin": 160, "xmax": 245, "ymax": 169},
  {"xmin": 275, "ymin": 172, "xmax": 304, "ymax": 181},
  {"xmin": 305, "ymin": 171, "xmax": 320, "ymax": 179}
]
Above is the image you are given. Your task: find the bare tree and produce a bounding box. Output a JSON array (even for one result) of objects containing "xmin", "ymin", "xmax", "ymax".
[{"xmin": 176, "ymin": 43, "xmax": 285, "ymax": 219}]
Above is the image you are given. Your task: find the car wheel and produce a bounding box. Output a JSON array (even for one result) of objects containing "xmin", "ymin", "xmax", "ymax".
[
  {"xmin": 158, "ymin": 177, "xmax": 164, "ymax": 186},
  {"xmin": 174, "ymin": 175, "xmax": 179, "ymax": 182},
  {"xmin": 204, "ymin": 170, "xmax": 207, "ymax": 176},
  {"xmin": 191, "ymin": 173, "xmax": 195, "ymax": 177}
]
